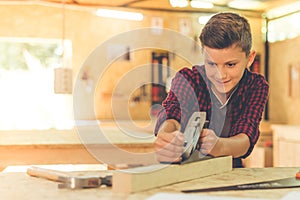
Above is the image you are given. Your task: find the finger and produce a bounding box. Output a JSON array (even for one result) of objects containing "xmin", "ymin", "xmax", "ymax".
[
  {"xmin": 154, "ymin": 140, "xmax": 184, "ymax": 154},
  {"xmin": 170, "ymin": 131, "xmax": 185, "ymax": 146},
  {"xmin": 174, "ymin": 131, "xmax": 185, "ymax": 142},
  {"xmin": 200, "ymin": 148, "xmax": 211, "ymax": 156},
  {"xmin": 157, "ymin": 131, "xmax": 184, "ymax": 146},
  {"xmin": 199, "ymin": 131, "xmax": 209, "ymax": 143},
  {"xmin": 200, "ymin": 143, "xmax": 212, "ymax": 150},
  {"xmin": 202, "ymin": 134, "xmax": 218, "ymax": 145},
  {"xmin": 200, "ymin": 129, "xmax": 208, "ymax": 138},
  {"xmin": 155, "ymin": 142, "xmax": 183, "ymax": 159}
]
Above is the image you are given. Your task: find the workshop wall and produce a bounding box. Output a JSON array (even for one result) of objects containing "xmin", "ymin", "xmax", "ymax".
[
  {"xmin": 0, "ymin": 4, "xmax": 264, "ymax": 120},
  {"xmin": 269, "ymin": 35, "xmax": 300, "ymax": 124}
]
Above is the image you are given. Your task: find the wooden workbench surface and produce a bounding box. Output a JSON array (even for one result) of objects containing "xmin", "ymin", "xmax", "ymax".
[
  {"xmin": 0, "ymin": 122, "xmax": 157, "ymax": 169},
  {"xmin": 0, "ymin": 121, "xmax": 155, "ymax": 146},
  {"xmin": 1, "ymin": 167, "xmax": 299, "ymax": 200}
]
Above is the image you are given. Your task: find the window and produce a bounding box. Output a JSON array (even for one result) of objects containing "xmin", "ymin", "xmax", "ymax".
[{"xmin": 0, "ymin": 37, "xmax": 73, "ymax": 130}]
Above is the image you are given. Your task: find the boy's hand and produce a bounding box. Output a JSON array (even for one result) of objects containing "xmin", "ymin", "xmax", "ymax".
[
  {"xmin": 199, "ymin": 129, "xmax": 220, "ymax": 156},
  {"xmin": 154, "ymin": 130, "xmax": 185, "ymax": 163}
]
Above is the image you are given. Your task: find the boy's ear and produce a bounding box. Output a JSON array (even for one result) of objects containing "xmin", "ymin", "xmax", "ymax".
[{"xmin": 247, "ymin": 50, "xmax": 257, "ymax": 68}]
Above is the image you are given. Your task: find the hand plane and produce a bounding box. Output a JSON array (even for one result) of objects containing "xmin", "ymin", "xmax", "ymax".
[{"xmin": 181, "ymin": 112, "xmax": 207, "ymax": 160}]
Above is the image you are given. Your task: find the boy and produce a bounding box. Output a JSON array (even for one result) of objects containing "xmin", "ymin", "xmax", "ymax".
[{"xmin": 154, "ymin": 12, "xmax": 269, "ymax": 168}]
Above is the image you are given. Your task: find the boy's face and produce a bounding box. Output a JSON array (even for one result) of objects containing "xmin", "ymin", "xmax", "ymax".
[{"xmin": 203, "ymin": 45, "xmax": 256, "ymax": 98}]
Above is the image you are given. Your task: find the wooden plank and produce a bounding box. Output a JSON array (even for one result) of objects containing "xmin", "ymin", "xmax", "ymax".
[{"xmin": 112, "ymin": 156, "xmax": 232, "ymax": 193}]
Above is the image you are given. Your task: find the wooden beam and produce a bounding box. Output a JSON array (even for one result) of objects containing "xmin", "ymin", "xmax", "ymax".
[{"xmin": 112, "ymin": 156, "xmax": 232, "ymax": 193}]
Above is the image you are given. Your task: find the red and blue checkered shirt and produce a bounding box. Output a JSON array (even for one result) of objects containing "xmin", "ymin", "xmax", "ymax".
[{"xmin": 154, "ymin": 65, "xmax": 269, "ymax": 158}]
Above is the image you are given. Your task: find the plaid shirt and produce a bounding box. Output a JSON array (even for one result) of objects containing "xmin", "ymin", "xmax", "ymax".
[{"xmin": 154, "ymin": 65, "xmax": 269, "ymax": 158}]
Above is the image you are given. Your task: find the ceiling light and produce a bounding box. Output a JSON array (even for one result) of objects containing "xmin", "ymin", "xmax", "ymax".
[
  {"xmin": 170, "ymin": 0, "xmax": 214, "ymax": 8},
  {"xmin": 228, "ymin": 0, "xmax": 262, "ymax": 10},
  {"xmin": 96, "ymin": 9, "xmax": 144, "ymax": 21},
  {"xmin": 198, "ymin": 15, "xmax": 213, "ymax": 24},
  {"xmin": 191, "ymin": 0, "xmax": 214, "ymax": 9},
  {"xmin": 266, "ymin": 1, "xmax": 300, "ymax": 19},
  {"xmin": 169, "ymin": 0, "xmax": 189, "ymax": 8}
]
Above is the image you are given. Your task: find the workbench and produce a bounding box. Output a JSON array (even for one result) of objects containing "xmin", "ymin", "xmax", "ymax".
[
  {"xmin": 0, "ymin": 120, "xmax": 274, "ymax": 170},
  {"xmin": 1, "ymin": 167, "xmax": 299, "ymax": 199},
  {"xmin": 0, "ymin": 121, "xmax": 157, "ymax": 170}
]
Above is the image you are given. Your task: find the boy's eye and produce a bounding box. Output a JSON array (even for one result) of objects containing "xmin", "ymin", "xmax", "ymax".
[
  {"xmin": 207, "ymin": 61, "xmax": 216, "ymax": 67},
  {"xmin": 227, "ymin": 63, "xmax": 236, "ymax": 67}
]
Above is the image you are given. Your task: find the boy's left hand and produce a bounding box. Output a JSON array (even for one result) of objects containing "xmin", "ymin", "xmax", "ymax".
[{"xmin": 199, "ymin": 129, "xmax": 220, "ymax": 156}]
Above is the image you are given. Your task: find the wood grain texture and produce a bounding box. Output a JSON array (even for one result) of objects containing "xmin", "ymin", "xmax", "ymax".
[{"xmin": 112, "ymin": 156, "xmax": 232, "ymax": 193}]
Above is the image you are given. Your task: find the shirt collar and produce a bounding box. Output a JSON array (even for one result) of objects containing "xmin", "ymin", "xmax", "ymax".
[{"xmin": 211, "ymin": 86, "xmax": 238, "ymax": 109}]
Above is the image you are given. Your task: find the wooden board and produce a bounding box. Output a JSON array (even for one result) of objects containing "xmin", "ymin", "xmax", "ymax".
[{"xmin": 112, "ymin": 156, "xmax": 232, "ymax": 193}]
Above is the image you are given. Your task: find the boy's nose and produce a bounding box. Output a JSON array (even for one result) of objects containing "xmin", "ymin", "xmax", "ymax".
[{"xmin": 216, "ymin": 67, "xmax": 227, "ymax": 79}]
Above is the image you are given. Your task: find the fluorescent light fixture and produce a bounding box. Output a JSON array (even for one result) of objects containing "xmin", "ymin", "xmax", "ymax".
[
  {"xmin": 169, "ymin": 0, "xmax": 189, "ymax": 8},
  {"xmin": 96, "ymin": 9, "xmax": 144, "ymax": 21},
  {"xmin": 228, "ymin": 0, "xmax": 262, "ymax": 10},
  {"xmin": 198, "ymin": 15, "xmax": 213, "ymax": 24},
  {"xmin": 191, "ymin": 0, "xmax": 214, "ymax": 9},
  {"xmin": 170, "ymin": 0, "xmax": 214, "ymax": 8},
  {"xmin": 266, "ymin": 1, "xmax": 300, "ymax": 19}
]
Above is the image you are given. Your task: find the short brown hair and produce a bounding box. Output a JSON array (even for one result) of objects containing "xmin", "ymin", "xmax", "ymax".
[{"xmin": 199, "ymin": 12, "xmax": 252, "ymax": 55}]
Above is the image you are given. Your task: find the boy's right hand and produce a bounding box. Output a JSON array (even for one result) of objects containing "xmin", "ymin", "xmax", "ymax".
[{"xmin": 154, "ymin": 130, "xmax": 185, "ymax": 163}]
